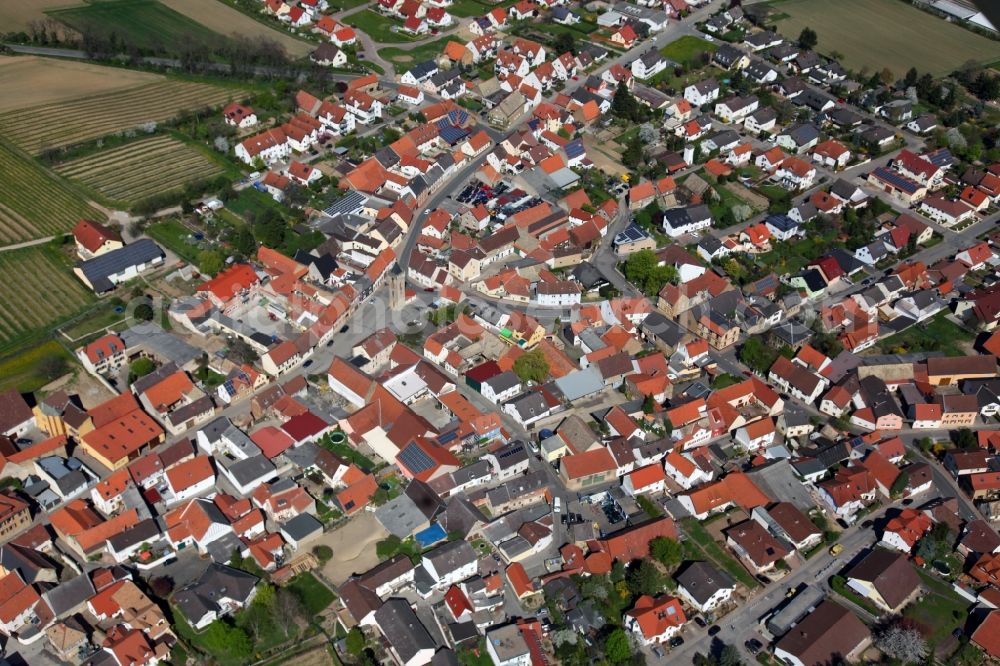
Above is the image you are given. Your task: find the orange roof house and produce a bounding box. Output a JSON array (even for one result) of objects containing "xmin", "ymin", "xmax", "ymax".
[
  {"xmin": 164, "ymin": 455, "xmax": 215, "ymax": 498},
  {"xmin": 336, "ymin": 473, "xmax": 378, "ymax": 515},
  {"xmin": 73, "ymin": 219, "xmax": 122, "ymax": 257},
  {"xmin": 196, "ymin": 263, "xmax": 259, "ymax": 307},
  {"xmin": 506, "ymin": 562, "xmax": 536, "ymax": 599},
  {"xmin": 880, "ymin": 508, "xmax": 932, "ymax": 553},
  {"xmin": 679, "ymin": 472, "xmax": 769, "ymax": 519},
  {"xmin": 81, "ymin": 394, "xmax": 164, "ymax": 470},
  {"xmin": 560, "ymin": 448, "xmax": 617, "ymax": 489},
  {"xmin": 625, "ymin": 595, "xmax": 687, "ymax": 643},
  {"xmin": 50, "ymin": 500, "xmax": 140, "ymax": 557},
  {"xmin": 597, "ymin": 517, "xmax": 678, "ymax": 562}
]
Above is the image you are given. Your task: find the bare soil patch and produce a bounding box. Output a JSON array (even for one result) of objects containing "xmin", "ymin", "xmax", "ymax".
[
  {"xmin": 0, "ymin": 0, "xmax": 85, "ymax": 33},
  {"xmin": 0, "ymin": 56, "xmax": 160, "ymax": 113},
  {"xmin": 582, "ymin": 133, "xmax": 626, "ymax": 177},
  {"xmin": 317, "ymin": 511, "xmax": 389, "ymax": 585},
  {"xmin": 160, "ymin": 0, "xmax": 314, "ymax": 57}
]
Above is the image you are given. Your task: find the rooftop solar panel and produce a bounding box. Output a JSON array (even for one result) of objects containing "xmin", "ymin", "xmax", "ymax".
[
  {"xmin": 398, "ymin": 442, "xmax": 435, "ymax": 474},
  {"xmin": 871, "ymin": 167, "xmax": 920, "ymax": 194}
]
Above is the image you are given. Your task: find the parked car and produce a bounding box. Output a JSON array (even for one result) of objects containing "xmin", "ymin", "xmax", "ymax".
[
  {"xmin": 339, "ymin": 325, "xmax": 349, "ymax": 333},
  {"xmin": 829, "ymin": 544, "xmax": 844, "ymax": 556},
  {"xmin": 708, "ymin": 625, "xmax": 721, "ymax": 636},
  {"xmin": 669, "ymin": 636, "xmax": 684, "ymax": 648},
  {"xmin": 745, "ymin": 639, "xmax": 763, "ymax": 655},
  {"xmin": 693, "ymin": 617, "xmax": 707, "ymax": 628}
]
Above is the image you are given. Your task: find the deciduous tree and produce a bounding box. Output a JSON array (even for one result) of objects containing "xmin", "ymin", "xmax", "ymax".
[{"xmin": 797, "ymin": 27, "xmax": 817, "ymax": 50}]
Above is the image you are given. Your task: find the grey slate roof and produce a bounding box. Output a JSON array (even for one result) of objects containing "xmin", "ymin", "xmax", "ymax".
[
  {"xmin": 174, "ymin": 563, "xmax": 258, "ymax": 625},
  {"xmin": 484, "ymin": 371, "xmax": 521, "ymax": 395},
  {"xmin": 281, "ymin": 513, "xmax": 323, "ymax": 542},
  {"xmin": 674, "ymin": 561, "xmax": 735, "ymax": 605},
  {"xmin": 374, "ymin": 599, "xmax": 436, "ymax": 664},
  {"xmin": 423, "ymin": 539, "xmax": 477, "ymax": 576},
  {"xmin": 377, "ymin": 494, "xmax": 433, "ymax": 538},
  {"xmin": 41, "ymin": 572, "xmax": 96, "ymax": 618}
]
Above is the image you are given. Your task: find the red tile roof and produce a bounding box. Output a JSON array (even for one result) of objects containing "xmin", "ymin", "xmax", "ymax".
[
  {"xmin": 626, "ymin": 595, "xmax": 686, "ymax": 640},
  {"xmin": 73, "ymin": 219, "xmax": 121, "ymax": 253}
]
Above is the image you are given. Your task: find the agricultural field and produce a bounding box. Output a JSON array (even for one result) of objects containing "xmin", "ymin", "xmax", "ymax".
[
  {"xmin": 48, "ymin": 0, "xmax": 224, "ymax": 53},
  {"xmin": 0, "ymin": 245, "xmax": 96, "ymax": 353},
  {"xmin": 0, "ymin": 340, "xmax": 76, "ymax": 394},
  {"xmin": 0, "ymin": 80, "xmax": 247, "ymax": 154},
  {"xmin": 0, "ymin": 140, "xmax": 103, "ymax": 244},
  {"xmin": 56, "ymin": 136, "xmax": 226, "ymax": 206},
  {"xmin": 0, "ymin": 56, "xmax": 161, "ymax": 113},
  {"xmin": 159, "ymin": 0, "xmax": 314, "ymax": 57},
  {"xmin": 0, "ymin": 0, "xmax": 85, "ymax": 33},
  {"xmin": 767, "ymin": 0, "xmax": 1000, "ymax": 77}
]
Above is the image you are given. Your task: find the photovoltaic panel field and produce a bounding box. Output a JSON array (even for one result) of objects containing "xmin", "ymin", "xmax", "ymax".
[
  {"xmin": 0, "ymin": 80, "xmax": 247, "ymax": 154},
  {"xmin": 0, "ymin": 246, "xmax": 95, "ymax": 351},
  {"xmin": 56, "ymin": 136, "xmax": 226, "ymax": 205},
  {"xmin": 0, "ymin": 140, "xmax": 103, "ymax": 244}
]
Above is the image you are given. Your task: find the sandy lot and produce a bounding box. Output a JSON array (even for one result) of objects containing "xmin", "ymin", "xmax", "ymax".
[
  {"xmin": 582, "ymin": 133, "xmax": 626, "ymax": 178},
  {"xmin": 160, "ymin": 0, "xmax": 314, "ymax": 57},
  {"xmin": 0, "ymin": 56, "xmax": 160, "ymax": 113},
  {"xmin": 318, "ymin": 511, "xmax": 389, "ymax": 584},
  {"xmin": 0, "ymin": 0, "xmax": 84, "ymax": 33}
]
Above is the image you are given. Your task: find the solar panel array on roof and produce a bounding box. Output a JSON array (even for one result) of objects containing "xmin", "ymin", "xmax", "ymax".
[
  {"xmin": 924, "ymin": 148, "xmax": 954, "ymax": 168},
  {"xmin": 871, "ymin": 167, "xmax": 920, "ymax": 194},
  {"xmin": 408, "ymin": 60, "xmax": 438, "ymax": 80},
  {"xmin": 497, "ymin": 443, "xmax": 525, "ymax": 459},
  {"xmin": 398, "ymin": 442, "xmax": 436, "ymax": 474},
  {"xmin": 437, "ymin": 121, "xmax": 470, "ymax": 145},
  {"xmin": 564, "ymin": 139, "xmax": 585, "ymax": 159},
  {"xmin": 447, "ymin": 109, "xmax": 469, "ymax": 126},
  {"xmin": 323, "ymin": 191, "xmax": 368, "ymax": 217},
  {"xmin": 615, "ymin": 223, "xmax": 650, "ymax": 244},
  {"xmin": 76, "ymin": 239, "xmax": 164, "ymax": 293}
]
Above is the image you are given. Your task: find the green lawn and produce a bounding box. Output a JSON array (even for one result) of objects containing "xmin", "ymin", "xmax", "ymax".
[
  {"xmin": 146, "ymin": 218, "xmax": 203, "ymax": 265},
  {"xmin": 448, "ymin": 0, "xmax": 494, "ymax": 17},
  {"xmin": 344, "ymin": 9, "xmax": 425, "ymax": 43},
  {"xmin": 659, "ymin": 35, "xmax": 717, "ymax": 66},
  {"xmin": 754, "ymin": 228, "xmax": 841, "ymax": 276},
  {"xmin": 905, "ymin": 571, "xmax": 969, "ymax": 653},
  {"xmin": 285, "ymin": 573, "xmax": 336, "ymax": 616},
  {"xmin": 830, "ymin": 574, "xmax": 881, "ymax": 617},
  {"xmin": 60, "ymin": 299, "xmax": 132, "ymax": 342},
  {"xmin": 50, "ymin": 0, "xmax": 226, "ymax": 53},
  {"xmin": 325, "ymin": 0, "xmax": 369, "ymax": 10},
  {"xmin": 379, "ymin": 36, "xmax": 456, "ymax": 64},
  {"xmin": 706, "ymin": 178, "xmax": 754, "ymax": 224},
  {"xmin": 681, "ymin": 518, "xmax": 759, "ymax": 589},
  {"xmin": 878, "ymin": 311, "xmax": 975, "ymax": 357},
  {"xmin": 318, "ymin": 432, "xmax": 380, "ymax": 471},
  {"xmin": 195, "ymin": 366, "xmax": 226, "ymax": 388}
]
